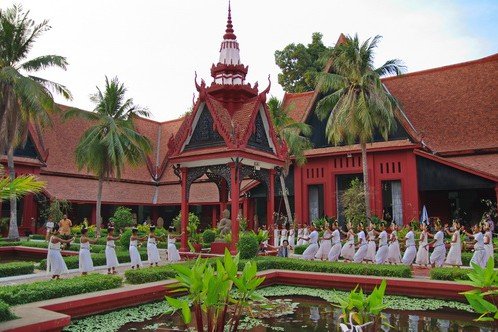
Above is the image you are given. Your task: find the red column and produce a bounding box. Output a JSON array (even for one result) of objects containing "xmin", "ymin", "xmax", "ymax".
[
  {"xmin": 367, "ymin": 153, "xmax": 376, "ymax": 218},
  {"xmin": 229, "ymin": 163, "xmax": 240, "ymax": 253},
  {"xmin": 247, "ymin": 199, "xmax": 255, "ymax": 230},
  {"xmin": 180, "ymin": 168, "xmax": 189, "ymax": 252},
  {"xmin": 294, "ymin": 166, "xmax": 303, "ymax": 226},
  {"xmin": 211, "ymin": 205, "xmax": 217, "ymax": 228},
  {"xmin": 405, "ymin": 151, "xmax": 420, "ymax": 224},
  {"xmin": 267, "ymin": 168, "xmax": 275, "ymax": 245},
  {"xmin": 494, "ymin": 184, "xmax": 498, "ymax": 217},
  {"xmin": 21, "ymin": 195, "xmax": 37, "ymax": 235},
  {"xmin": 242, "ymin": 198, "xmax": 249, "ymax": 222}
]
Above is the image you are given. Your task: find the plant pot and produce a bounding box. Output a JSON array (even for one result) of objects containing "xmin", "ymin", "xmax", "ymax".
[
  {"xmin": 192, "ymin": 243, "xmax": 202, "ymax": 252},
  {"xmin": 210, "ymin": 242, "xmax": 230, "ymax": 254}
]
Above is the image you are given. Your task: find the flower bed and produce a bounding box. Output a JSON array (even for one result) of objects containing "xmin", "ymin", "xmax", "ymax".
[
  {"xmin": 0, "ymin": 274, "xmax": 122, "ymax": 306},
  {"xmin": 0, "ymin": 262, "xmax": 35, "ymax": 278},
  {"xmin": 39, "ymin": 250, "xmax": 148, "ymax": 270},
  {"xmin": 430, "ymin": 267, "xmax": 470, "ymax": 281}
]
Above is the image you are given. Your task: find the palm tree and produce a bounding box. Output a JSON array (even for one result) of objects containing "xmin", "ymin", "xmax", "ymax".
[
  {"xmin": 65, "ymin": 77, "xmax": 152, "ymax": 234},
  {"xmin": 0, "ymin": 5, "xmax": 72, "ymax": 239},
  {"xmin": 268, "ymin": 96, "xmax": 312, "ymax": 224},
  {"xmin": 315, "ymin": 34, "xmax": 405, "ymax": 219},
  {"xmin": 0, "ymin": 165, "xmax": 44, "ymax": 201}
]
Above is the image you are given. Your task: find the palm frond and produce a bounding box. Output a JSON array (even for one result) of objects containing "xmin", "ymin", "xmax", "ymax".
[
  {"xmin": 20, "ymin": 55, "xmax": 68, "ymax": 72},
  {"xmin": 0, "ymin": 173, "xmax": 45, "ymax": 201},
  {"xmin": 29, "ymin": 75, "xmax": 72, "ymax": 100}
]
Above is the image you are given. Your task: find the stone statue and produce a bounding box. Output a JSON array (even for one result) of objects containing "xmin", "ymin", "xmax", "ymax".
[
  {"xmin": 156, "ymin": 217, "xmax": 164, "ymax": 229},
  {"xmin": 217, "ymin": 209, "xmax": 231, "ymax": 235}
]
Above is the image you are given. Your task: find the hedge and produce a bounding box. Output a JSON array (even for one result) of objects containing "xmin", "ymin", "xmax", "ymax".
[
  {"xmin": 0, "ymin": 262, "xmax": 34, "ymax": 278},
  {"xmin": 461, "ymin": 252, "xmax": 497, "ymax": 266},
  {"xmin": 430, "ymin": 267, "xmax": 470, "ymax": 281},
  {"xmin": 293, "ymin": 245, "xmax": 309, "ymax": 255},
  {"xmin": 0, "ymin": 300, "xmax": 14, "ymax": 322},
  {"xmin": 0, "ymin": 274, "xmax": 122, "ymax": 306},
  {"xmin": 39, "ymin": 250, "xmax": 148, "ymax": 270},
  {"xmin": 125, "ymin": 265, "xmax": 178, "ymax": 284}
]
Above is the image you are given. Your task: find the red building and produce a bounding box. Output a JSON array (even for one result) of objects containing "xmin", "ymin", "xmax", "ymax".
[{"xmin": 2, "ymin": 6, "xmax": 497, "ymax": 236}]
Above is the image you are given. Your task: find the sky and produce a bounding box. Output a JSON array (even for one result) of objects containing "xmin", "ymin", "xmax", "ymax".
[{"xmin": 5, "ymin": 0, "xmax": 498, "ymax": 122}]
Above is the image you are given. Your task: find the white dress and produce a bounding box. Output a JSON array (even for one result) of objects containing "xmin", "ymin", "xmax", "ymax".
[
  {"xmin": 484, "ymin": 231, "xmax": 493, "ymax": 263},
  {"xmin": 315, "ymin": 230, "xmax": 332, "ymax": 260},
  {"xmin": 364, "ymin": 230, "xmax": 376, "ymax": 262},
  {"xmin": 445, "ymin": 230, "xmax": 462, "ymax": 266},
  {"xmin": 302, "ymin": 230, "xmax": 319, "ymax": 260},
  {"xmin": 129, "ymin": 239, "xmax": 142, "ymax": 267},
  {"xmin": 353, "ymin": 231, "xmax": 368, "ymax": 263},
  {"xmin": 274, "ymin": 229, "xmax": 280, "ymax": 247},
  {"xmin": 147, "ymin": 236, "xmax": 161, "ymax": 264},
  {"xmin": 401, "ymin": 231, "xmax": 417, "ymax": 265},
  {"xmin": 415, "ymin": 231, "xmax": 429, "ymax": 265},
  {"xmin": 340, "ymin": 231, "xmax": 355, "ymax": 261},
  {"xmin": 288, "ymin": 229, "xmax": 295, "ymax": 247},
  {"xmin": 302, "ymin": 228, "xmax": 309, "ymax": 245},
  {"xmin": 375, "ymin": 231, "xmax": 389, "ymax": 264},
  {"xmin": 470, "ymin": 232, "xmax": 487, "ymax": 268},
  {"xmin": 47, "ymin": 237, "xmax": 68, "ymax": 275},
  {"xmin": 167, "ymin": 235, "xmax": 181, "ymax": 262},
  {"xmin": 105, "ymin": 239, "xmax": 119, "ymax": 268},
  {"xmin": 387, "ymin": 231, "xmax": 401, "ymax": 264},
  {"xmin": 296, "ymin": 228, "xmax": 304, "ymax": 246},
  {"xmin": 328, "ymin": 229, "xmax": 342, "ymax": 262},
  {"xmin": 280, "ymin": 229, "xmax": 288, "ymax": 246},
  {"xmin": 79, "ymin": 241, "xmax": 94, "ymax": 273},
  {"xmin": 430, "ymin": 231, "xmax": 446, "ymax": 267}
]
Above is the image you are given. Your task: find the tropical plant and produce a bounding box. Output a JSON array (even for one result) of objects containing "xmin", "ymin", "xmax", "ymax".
[
  {"xmin": 43, "ymin": 198, "xmax": 71, "ymax": 224},
  {"xmin": 109, "ymin": 206, "xmax": 133, "ymax": 230},
  {"xmin": 315, "ymin": 34, "xmax": 405, "ymax": 219},
  {"xmin": 165, "ymin": 249, "xmax": 266, "ymax": 332},
  {"xmin": 268, "ymin": 96, "xmax": 312, "ymax": 224},
  {"xmin": 64, "ymin": 77, "xmax": 152, "ymax": 235},
  {"xmin": 332, "ymin": 279, "xmax": 389, "ymax": 331},
  {"xmin": 0, "ymin": 172, "xmax": 44, "ymax": 201},
  {"xmin": 459, "ymin": 257, "xmax": 498, "ymax": 322},
  {"xmin": 0, "ymin": 5, "xmax": 72, "ymax": 239},
  {"xmin": 237, "ymin": 232, "xmax": 259, "ymax": 259},
  {"xmin": 254, "ymin": 229, "xmax": 269, "ymax": 244},
  {"xmin": 341, "ymin": 178, "xmax": 367, "ymax": 226},
  {"xmin": 202, "ymin": 229, "xmax": 216, "ymax": 244}
]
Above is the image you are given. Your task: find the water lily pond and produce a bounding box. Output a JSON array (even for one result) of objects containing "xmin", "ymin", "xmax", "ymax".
[{"xmin": 65, "ymin": 286, "xmax": 496, "ymax": 332}]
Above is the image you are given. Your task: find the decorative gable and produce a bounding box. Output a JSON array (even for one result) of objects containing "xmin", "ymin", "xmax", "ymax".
[
  {"xmin": 184, "ymin": 105, "xmax": 225, "ymax": 151},
  {"xmin": 247, "ymin": 110, "xmax": 273, "ymax": 153},
  {"xmin": 13, "ymin": 133, "xmax": 41, "ymax": 159}
]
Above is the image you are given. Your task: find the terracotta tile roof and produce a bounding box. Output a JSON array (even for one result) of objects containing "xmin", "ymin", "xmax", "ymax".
[
  {"xmin": 304, "ymin": 140, "xmax": 416, "ymax": 157},
  {"xmin": 446, "ymin": 153, "xmax": 498, "ymax": 179},
  {"xmin": 282, "ymin": 91, "xmax": 315, "ymax": 122}
]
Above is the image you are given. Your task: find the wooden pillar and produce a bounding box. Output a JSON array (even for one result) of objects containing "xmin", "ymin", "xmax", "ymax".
[
  {"xmin": 247, "ymin": 199, "xmax": 255, "ymax": 230},
  {"xmin": 267, "ymin": 168, "xmax": 275, "ymax": 245},
  {"xmin": 180, "ymin": 168, "xmax": 189, "ymax": 252},
  {"xmin": 294, "ymin": 166, "xmax": 303, "ymax": 226},
  {"xmin": 230, "ymin": 163, "xmax": 240, "ymax": 253},
  {"xmin": 211, "ymin": 205, "xmax": 217, "ymax": 228},
  {"xmin": 21, "ymin": 195, "xmax": 37, "ymax": 235}
]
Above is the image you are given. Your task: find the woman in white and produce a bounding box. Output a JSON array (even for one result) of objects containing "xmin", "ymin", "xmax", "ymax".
[
  {"xmin": 415, "ymin": 223, "xmax": 429, "ymax": 267},
  {"xmin": 340, "ymin": 222, "xmax": 355, "ymax": 262},
  {"xmin": 353, "ymin": 223, "xmax": 368, "ymax": 263},
  {"xmin": 483, "ymin": 223, "xmax": 494, "ymax": 263},
  {"xmin": 296, "ymin": 225, "xmax": 304, "ymax": 246},
  {"xmin": 273, "ymin": 225, "xmax": 280, "ymax": 247},
  {"xmin": 288, "ymin": 224, "xmax": 296, "ymax": 248},
  {"xmin": 280, "ymin": 225, "xmax": 288, "ymax": 247},
  {"xmin": 302, "ymin": 225, "xmax": 309, "ymax": 245},
  {"xmin": 401, "ymin": 224, "xmax": 416, "ymax": 266},
  {"xmin": 387, "ymin": 223, "xmax": 401, "ymax": 264},
  {"xmin": 79, "ymin": 227, "xmax": 99, "ymax": 275},
  {"xmin": 463, "ymin": 224, "xmax": 487, "ymax": 268},
  {"xmin": 444, "ymin": 221, "xmax": 462, "ymax": 266},
  {"xmin": 47, "ymin": 226, "xmax": 72, "ymax": 279},
  {"xmin": 106, "ymin": 227, "xmax": 121, "ymax": 274},
  {"xmin": 375, "ymin": 223, "xmax": 389, "ymax": 264},
  {"xmin": 427, "ymin": 222, "xmax": 446, "ymax": 268},
  {"xmin": 129, "ymin": 228, "xmax": 144, "ymax": 269},
  {"xmin": 315, "ymin": 224, "xmax": 332, "ymax": 260},
  {"xmin": 147, "ymin": 226, "xmax": 163, "ymax": 267},
  {"xmin": 328, "ymin": 222, "xmax": 342, "ymax": 262},
  {"xmin": 364, "ymin": 224, "xmax": 376, "ymax": 263},
  {"xmin": 167, "ymin": 226, "xmax": 181, "ymax": 262},
  {"xmin": 300, "ymin": 225, "xmax": 319, "ymax": 260}
]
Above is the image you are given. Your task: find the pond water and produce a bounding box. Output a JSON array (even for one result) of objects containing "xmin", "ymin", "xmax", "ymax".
[{"xmin": 115, "ymin": 296, "xmax": 495, "ymax": 332}]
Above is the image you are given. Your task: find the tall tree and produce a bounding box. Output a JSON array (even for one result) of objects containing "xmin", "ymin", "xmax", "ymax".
[
  {"xmin": 275, "ymin": 32, "xmax": 332, "ymax": 93},
  {"xmin": 0, "ymin": 5, "xmax": 72, "ymax": 239},
  {"xmin": 315, "ymin": 34, "xmax": 405, "ymax": 220},
  {"xmin": 268, "ymin": 96, "xmax": 312, "ymax": 224},
  {"xmin": 65, "ymin": 77, "xmax": 152, "ymax": 234}
]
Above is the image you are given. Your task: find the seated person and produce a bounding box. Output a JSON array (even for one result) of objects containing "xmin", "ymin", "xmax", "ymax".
[{"xmin": 278, "ymin": 239, "xmax": 290, "ymax": 257}]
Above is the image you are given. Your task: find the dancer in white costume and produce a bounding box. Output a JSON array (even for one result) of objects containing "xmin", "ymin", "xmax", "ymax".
[
  {"xmin": 79, "ymin": 227, "xmax": 99, "ymax": 275},
  {"xmin": 296, "ymin": 225, "xmax": 304, "ymax": 246},
  {"xmin": 300, "ymin": 225, "xmax": 319, "ymax": 260},
  {"xmin": 340, "ymin": 223, "xmax": 355, "ymax": 262},
  {"xmin": 483, "ymin": 223, "xmax": 494, "ymax": 262},
  {"xmin": 375, "ymin": 223, "xmax": 389, "ymax": 264},
  {"xmin": 353, "ymin": 224, "xmax": 368, "ymax": 263},
  {"xmin": 147, "ymin": 226, "xmax": 163, "ymax": 267},
  {"xmin": 463, "ymin": 224, "xmax": 487, "ymax": 268},
  {"xmin": 364, "ymin": 224, "xmax": 376, "ymax": 263},
  {"xmin": 129, "ymin": 228, "xmax": 144, "ymax": 269},
  {"xmin": 315, "ymin": 224, "xmax": 332, "ymax": 260},
  {"xmin": 387, "ymin": 224, "xmax": 401, "ymax": 264},
  {"xmin": 444, "ymin": 221, "xmax": 462, "ymax": 266},
  {"xmin": 401, "ymin": 224, "xmax": 416, "ymax": 266},
  {"xmin": 105, "ymin": 227, "xmax": 121, "ymax": 274},
  {"xmin": 46, "ymin": 226, "xmax": 72, "ymax": 279},
  {"xmin": 328, "ymin": 222, "xmax": 342, "ymax": 262},
  {"xmin": 273, "ymin": 226, "xmax": 280, "ymax": 247},
  {"xmin": 167, "ymin": 226, "xmax": 181, "ymax": 262},
  {"xmin": 427, "ymin": 221, "xmax": 446, "ymax": 268},
  {"xmin": 302, "ymin": 226, "xmax": 310, "ymax": 245},
  {"xmin": 280, "ymin": 225, "xmax": 288, "ymax": 247},
  {"xmin": 415, "ymin": 223, "xmax": 429, "ymax": 267},
  {"xmin": 288, "ymin": 225, "xmax": 296, "ymax": 248}
]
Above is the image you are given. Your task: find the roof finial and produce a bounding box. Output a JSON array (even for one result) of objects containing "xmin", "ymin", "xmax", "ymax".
[{"xmin": 224, "ymin": 0, "xmax": 236, "ymax": 40}]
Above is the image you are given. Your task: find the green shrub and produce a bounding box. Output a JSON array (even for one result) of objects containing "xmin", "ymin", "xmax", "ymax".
[
  {"xmin": 237, "ymin": 233, "xmax": 259, "ymax": 259},
  {"xmin": 125, "ymin": 265, "xmax": 178, "ymax": 284},
  {"xmin": 430, "ymin": 267, "xmax": 470, "ymax": 281},
  {"xmin": 293, "ymin": 244, "xmax": 309, "ymax": 255},
  {"xmin": 202, "ymin": 229, "xmax": 216, "ymax": 244},
  {"xmin": 0, "ymin": 274, "xmax": 122, "ymax": 306},
  {"xmin": 39, "ymin": 250, "xmax": 147, "ymax": 270},
  {"xmin": 119, "ymin": 229, "xmax": 133, "ymax": 248},
  {"xmin": 461, "ymin": 252, "xmax": 498, "ymax": 266},
  {"xmin": 110, "ymin": 206, "xmax": 134, "ymax": 230},
  {"xmin": 28, "ymin": 234, "xmax": 46, "ymax": 240},
  {"xmin": 0, "ymin": 262, "xmax": 34, "ymax": 277},
  {"xmin": 0, "ymin": 300, "xmax": 14, "ymax": 322}
]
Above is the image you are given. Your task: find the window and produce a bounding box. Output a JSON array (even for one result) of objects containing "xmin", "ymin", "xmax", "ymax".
[{"xmin": 308, "ymin": 184, "xmax": 324, "ymax": 223}]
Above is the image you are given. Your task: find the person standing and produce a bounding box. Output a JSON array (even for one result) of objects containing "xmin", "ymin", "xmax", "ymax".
[
  {"xmin": 444, "ymin": 221, "xmax": 462, "ymax": 267},
  {"xmin": 300, "ymin": 225, "xmax": 319, "ymax": 260},
  {"xmin": 340, "ymin": 222, "xmax": 355, "ymax": 262},
  {"xmin": 46, "ymin": 226, "xmax": 72, "ymax": 279},
  {"xmin": 105, "ymin": 227, "xmax": 121, "ymax": 274},
  {"xmin": 463, "ymin": 224, "xmax": 487, "ymax": 268},
  {"xmin": 387, "ymin": 223, "xmax": 401, "ymax": 264},
  {"xmin": 353, "ymin": 223, "xmax": 368, "ymax": 263},
  {"xmin": 167, "ymin": 226, "xmax": 181, "ymax": 262},
  {"xmin": 273, "ymin": 225, "xmax": 280, "ymax": 248},
  {"xmin": 401, "ymin": 224, "xmax": 417, "ymax": 266},
  {"xmin": 375, "ymin": 223, "xmax": 389, "ymax": 264},
  {"xmin": 328, "ymin": 222, "xmax": 342, "ymax": 262},
  {"xmin": 427, "ymin": 221, "xmax": 446, "ymax": 268},
  {"xmin": 79, "ymin": 228, "xmax": 99, "ymax": 275},
  {"xmin": 45, "ymin": 218, "xmax": 55, "ymax": 241},
  {"xmin": 315, "ymin": 224, "xmax": 332, "ymax": 260},
  {"xmin": 288, "ymin": 224, "xmax": 296, "ymax": 248},
  {"xmin": 364, "ymin": 224, "xmax": 377, "ymax": 263},
  {"xmin": 58, "ymin": 215, "xmax": 72, "ymax": 249},
  {"xmin": 147, "ymin": 226, "xmax": 163, "ymax": 267},
  {"xmin": 415, "ymin": 223, "xmax": 429, "ymax": 267},
  {"xmin": 129, "ymin": 228, "xmax": 144, "ymax": 269}
]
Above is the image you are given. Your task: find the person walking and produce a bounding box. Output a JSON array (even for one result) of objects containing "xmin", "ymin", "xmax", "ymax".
[
  {"xmin": 387, "ymin": 223, "xmax": 401, "ymax": 264},
  {"xmin": 328, "ymin": 222, "xmax": 342, "ymax": 262},
  {"xmin": 340, "ymin": 222, "xmax": 355, "ymax": 262},
  {"xmin": 427, "ymin": 221, "xmax": 446, "ymax": 268},
  {"xmin": 364, "ymin": 223, "xmax": 377, "ymax": 263},
  {"xmin": 401, "ymin": 224, "xmax": 417, "ymax": 266},
  {"xmin": 375, "ymin": 223, "xmax": 389, "ymax": 264},
  {"xmin": 415, "ymin": 223, "xmax": 429, "ymax": 267},
  {"xmin": 444, "ymin": 221, "xmax": 462, "ymax": 267},
  {"xmin": 353, "ymin": 223, "xmax": 368, "ymax": 263},
  {"xmin": 315, "ymin": 224, "xmax": 332, "ymax": 260},
  {"xmin": 300, "ymin": 225, "xmax": 319, "ymax": 260}
]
